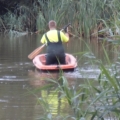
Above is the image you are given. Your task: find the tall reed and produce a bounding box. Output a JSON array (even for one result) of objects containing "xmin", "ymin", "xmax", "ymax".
[{"xmin": 1, "ymin": 0, "xmax": 120, "ymax": 38}]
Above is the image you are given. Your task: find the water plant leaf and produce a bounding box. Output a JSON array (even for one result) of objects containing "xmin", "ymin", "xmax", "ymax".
[
  {"xmin": 100, "ymin": 65, "xmax": 118, "ymax": 92},
  {"xmin": 85, "ymin": 89, "xmax": 110, "ymax": 116},
  {"xmin": 111, "ymin": 40, "xmax": 120, "ymax": 44},
  {"xmin": 90, "ymin": 111, "xmax": 98, "ymax": 120},
  {"xmin": 101, "ymin": 44, "xmax": 111, "ymax": 65},
  {"xmin": 23, "ymin": 84, "xmax": 54, "ymax": 97},
  {"xmin": 92, "ymin": 86, "xmax": 101, "ymax": 93},
  {"xmin": 37, "ymin": 97, "xmax": 50, "ymax": 112},
  {"xmin": 33, "ymin": 84, "xmax": 54, "ymax": 92}
]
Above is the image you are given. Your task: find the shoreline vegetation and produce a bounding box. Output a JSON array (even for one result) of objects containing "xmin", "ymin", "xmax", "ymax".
[{"xmin": 0, "ymin": 0, "xmax": 120, "ymax": 39}]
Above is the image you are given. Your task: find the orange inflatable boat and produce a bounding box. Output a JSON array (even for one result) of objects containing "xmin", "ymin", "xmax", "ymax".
[{"xmin": 33, "ymin": 53, "xmax": 77, "ymax": 71}]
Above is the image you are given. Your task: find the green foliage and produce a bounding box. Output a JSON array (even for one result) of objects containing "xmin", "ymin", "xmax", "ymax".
[
  {"xmin": 1, "ymin": 0, "xmax": 120, "ymax": 38},
  {"xmin": 27, "ymin": 42, "xmax": 120, "ymax": 119},
  {"xmin": 34, "ymin": 66, "xmax": 120, "ymax": 119}
]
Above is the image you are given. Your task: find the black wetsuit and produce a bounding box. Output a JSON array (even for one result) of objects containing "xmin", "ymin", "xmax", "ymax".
[{"xmin": 45, "ymin": 31, "xmax": 65, "ymax": 65}]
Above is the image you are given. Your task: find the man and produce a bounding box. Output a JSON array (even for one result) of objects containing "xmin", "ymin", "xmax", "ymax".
[{"xmin": 40, "ymin": 20, "xmax": 69, "ymax": 65}]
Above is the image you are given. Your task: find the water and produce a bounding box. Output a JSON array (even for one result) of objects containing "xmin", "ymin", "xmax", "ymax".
[{"xmin": 0, "ymin": 33, "xmax": 115, "ymax": 119}]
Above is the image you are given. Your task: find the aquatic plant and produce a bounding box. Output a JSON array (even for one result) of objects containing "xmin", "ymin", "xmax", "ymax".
[
  {"xmin": 0, "ymin": 0, "xmax": 120, "ymax": 38},
  {"xmin": 27, "ymin": 41, "xmax": 120, "ymax": 120},
  {"xmin": 30, "ymin": 69, "xmax": 119, "ymax": 119}
]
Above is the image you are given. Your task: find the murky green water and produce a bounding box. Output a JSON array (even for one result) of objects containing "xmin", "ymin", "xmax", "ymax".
[{"xmin": 0, "ymin": 33, "xmax": 116, "ymax": 119}]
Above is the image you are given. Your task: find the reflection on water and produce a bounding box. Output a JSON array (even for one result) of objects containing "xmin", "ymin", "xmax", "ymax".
[
  {"xmin": 28, "ymin": 69, "xmax": 77, "ymax": 118},
  {"xmin": 0, "ymin": 33, "xmax": 118, "ymax": 119}
]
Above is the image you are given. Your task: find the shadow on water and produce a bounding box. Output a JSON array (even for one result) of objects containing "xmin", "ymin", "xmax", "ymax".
[{"xmin": 0, "ymin": 33, "xmax": 116, "ymax": 119}]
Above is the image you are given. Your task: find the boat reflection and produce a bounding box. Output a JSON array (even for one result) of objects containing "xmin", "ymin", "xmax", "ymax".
[
  {"xmin": 28, "ymin": 68, "xmax": 78, "ymax": 88},
  {"xmin": 28, "ymin": 69, "xmax": 60, "ymax": 87}
]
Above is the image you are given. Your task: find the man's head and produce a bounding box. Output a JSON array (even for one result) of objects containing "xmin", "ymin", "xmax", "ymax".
[{"xmin": 48, "ymin": 20, "xmax": 56, "ymax": 29}]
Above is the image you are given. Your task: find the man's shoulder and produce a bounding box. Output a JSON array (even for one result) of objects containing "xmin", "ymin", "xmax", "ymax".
[{"xmin": 59, "ymin": 31, "xmax": 65, "ymax": 36}]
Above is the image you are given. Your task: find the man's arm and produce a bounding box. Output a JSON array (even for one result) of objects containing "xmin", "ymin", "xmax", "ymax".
[
  {"xmin": 65, "ymin": 32, "xmax": 69, "ymax": 40},
  {"xmin": 64, "ymin": 27, "xmax": 70, "ymax": 42}
]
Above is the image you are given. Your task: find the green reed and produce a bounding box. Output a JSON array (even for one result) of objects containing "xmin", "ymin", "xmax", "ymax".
[
  {"xmin": 35, "ymin": 0, "xmax": 120, "ymax": 38},
  {"xmin": 1, "ymin": 0, "xmax": 120, "ymax": 38}
]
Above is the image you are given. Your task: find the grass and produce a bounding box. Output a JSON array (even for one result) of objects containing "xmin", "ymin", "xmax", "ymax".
[{"xmin": 1, "ymin": 0, "xmax": 120, "ymax": 39}]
